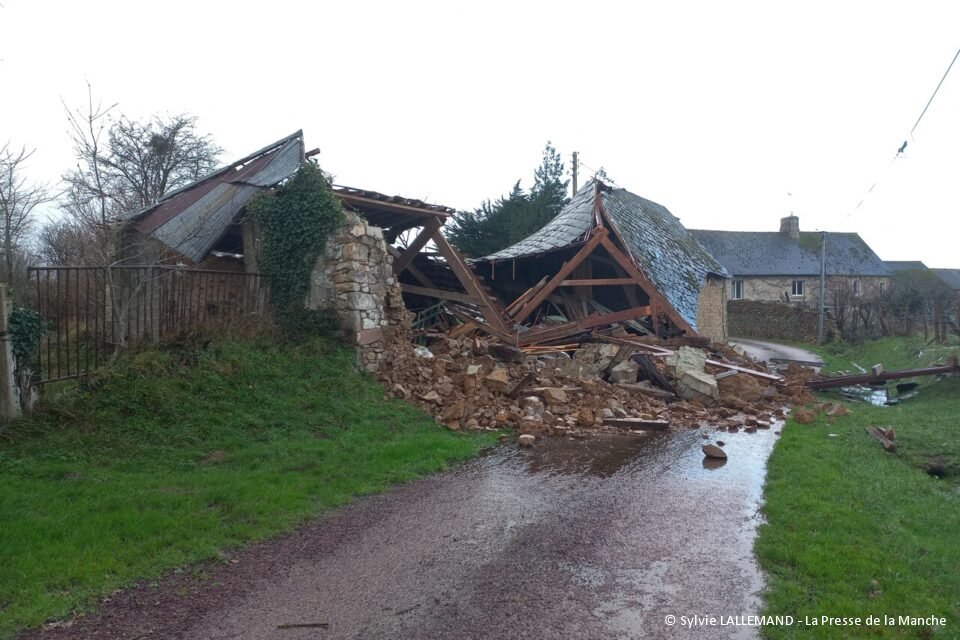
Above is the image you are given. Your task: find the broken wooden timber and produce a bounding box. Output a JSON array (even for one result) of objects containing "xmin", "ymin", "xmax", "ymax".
[
  {"xmin": 511, "ymin": 228, "xmax": 609, "ymax": 325},
  {"xmin": 504, "ymin": 276, "xmax": 550, "ymax": 319},
  {"xmin": 391, "ymin": 218, "xmax": 442, "ymax": 274},
  {"xmin": 516, "ymin": 305, "xmax": 652, "ymax": 346},
  {"xmin": 559, "ymin": 277, "xmax": 638, "ymax": 287},
  {"xmin": 703, "ymin": 360, "xmax": 784, "ymax": 382},
  {"xmin": 614, "ymin": 383, "xmax": 676, "ymax": 399},
  {"xmin": 507, "ymin": 371, "xmax": 537, "ymax": 399},
  {"xmin": 865, "ymin": 427, "xmax": 897, "ymax": 453},
  {"xmin": 633, "ymin": 353, "xmax": 676, "ymax": 394},
  {"xmin": 806, "ymin": 357, "xmax": 960, "ymax": 390},
  {"xmin": 596, "ymin": 334, "xmax": 786, "ymax": 383},
  {"xmin": 400, "ymin": 283, "xmax": 479, "ymax": 305},
  {"xmin": 446, "ymin": 306, "xmax": 515, "ymax": 344},
  {"xmin": 603, "ymin": 417, "xmax": 670, "ymax": 431},
  {"xmin": 432, "ymin": 232, "xmax": 512, "ymax": 338}
]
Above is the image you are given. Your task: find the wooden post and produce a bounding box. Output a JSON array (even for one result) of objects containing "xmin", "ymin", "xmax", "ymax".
[{"xmin": 0, "ymin": 285, "xmax": 22, "ymax": 421}]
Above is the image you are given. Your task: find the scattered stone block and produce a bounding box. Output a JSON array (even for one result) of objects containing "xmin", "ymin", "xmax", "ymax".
[{"xmin": 702, "ymin": 443, "xmax": 727, "ymax": 459}]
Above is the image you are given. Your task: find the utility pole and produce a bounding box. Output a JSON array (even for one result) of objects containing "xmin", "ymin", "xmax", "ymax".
[
  {"xmin": 571, "ymin": 151, "xmax": 578, "ymax": 196},
  {"xmin": 818, "ymin": 231, "xmax": 826, "ymax": 344}
]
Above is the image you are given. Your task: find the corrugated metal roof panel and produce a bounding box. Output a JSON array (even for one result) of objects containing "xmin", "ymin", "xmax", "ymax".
[
  {"xmin": 152, "ymin": 183, "xmax": 259, "ymax": 263},
  {"xmin": 235, "ymin": 138, "xmax": 303, "ymax": 187},
  {"xmin": 126, "ymin": 131, "xmax": 304, "ymax": 261}
]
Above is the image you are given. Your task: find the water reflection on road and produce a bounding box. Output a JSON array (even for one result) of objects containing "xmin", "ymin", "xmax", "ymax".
[{"xmin": 192, "ymin": 425, "xmax": 782, "ymax": 640}]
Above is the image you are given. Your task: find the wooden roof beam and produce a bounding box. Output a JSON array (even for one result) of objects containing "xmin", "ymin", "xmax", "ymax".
[
  {"xmin": 391, "ymin": 218, "xmax": 441, "ymax": 275},
  {"xmin": 598, "ymin": 235, "xmax": 695, "ymax": 336},
  {"xmin": 512, "ymin": 227, "xmax": 609, "ymax": 325},
  {"xmin": 431, "ymin": 232, "xmax": 512, "ymax": 339}
]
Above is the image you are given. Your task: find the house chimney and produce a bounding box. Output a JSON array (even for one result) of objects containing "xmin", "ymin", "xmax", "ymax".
[{"xmin": 780, "ymin": 215, "xmax": 800, "ymax": 239}]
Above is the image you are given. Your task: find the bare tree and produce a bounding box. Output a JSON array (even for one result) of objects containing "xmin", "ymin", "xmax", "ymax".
[
  {"xmin": 35, "ymin": 217, "xmax": 96, "ymax": 266},
  {"xmin": 61, "ymin": 85, "xmax": 118, "ymax": 265},
  {"xmin": 101, "ymin": 114, "xmax": 221, "ymax": 212},
  {"xmin": 59, "ymin": 86, "xmax": 223, "ymax": 357},
  {"xmin": 61, "ymin": 86, "xmax": 221, "ymax": 264},
  {"xmin": 0, "ymin": 142, "xmax": 52, "ymax": 282}
]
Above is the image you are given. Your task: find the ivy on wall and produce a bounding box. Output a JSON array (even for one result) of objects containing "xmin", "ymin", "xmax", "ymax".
[
  {"xmin": 247, "ymin": 162, "xmax": 345, "ymax": 330},
  {"xmin": 8, "ymin": 307, "xmax": 45, "ymax": 370}
]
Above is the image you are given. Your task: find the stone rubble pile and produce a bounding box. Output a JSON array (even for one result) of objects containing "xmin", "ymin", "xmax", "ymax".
[{"xmin": 377, "ymin": 336, "xmax": 815, "ymax": 438}]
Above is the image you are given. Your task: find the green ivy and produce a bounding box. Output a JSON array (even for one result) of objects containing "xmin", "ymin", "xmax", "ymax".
[
  {"xmin": 8, "ymin": 307, "xmax": 46, "ymax": 369},
  {"xmin": 247, "ymin": 162, "xmax": 345, "ymax": 332}
]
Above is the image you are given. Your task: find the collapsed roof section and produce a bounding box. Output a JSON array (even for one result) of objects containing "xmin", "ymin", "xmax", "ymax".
[
  {"xmin": 475, "ymin": 180, "xmax": 729, "ymax": 337},
  {"xmin": 123, "ymin": 131, "xmax": 305, "ymax": 263}
]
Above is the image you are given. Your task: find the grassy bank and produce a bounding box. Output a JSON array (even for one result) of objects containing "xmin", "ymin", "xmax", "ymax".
[
  {"xmin": 0, "ymin": 338, "xmax": 495, "ymax": 638},
  {"xmin": 757, "ymin": 359, "xmax": 960, "ymax": 638},
  {"xmin": 817, "ymin": 335, "xmax": 959, "ymax": 375}
]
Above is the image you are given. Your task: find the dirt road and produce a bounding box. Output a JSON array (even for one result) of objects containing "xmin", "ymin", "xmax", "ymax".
[
  {"xmin": 729, "ymin": 338, "xmax": 823, "ymax": 369},
  {"xmin": 28, "ymin": 427, "xmax": 780, "ymax": 640}
]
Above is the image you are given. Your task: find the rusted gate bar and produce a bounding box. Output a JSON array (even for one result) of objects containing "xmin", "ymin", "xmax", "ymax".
[{"xmin": 24, "ymin": 265, "xmax": 270, "ymax": 384}]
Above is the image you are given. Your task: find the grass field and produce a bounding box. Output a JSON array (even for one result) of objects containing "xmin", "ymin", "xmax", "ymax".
[
  {"xmin": 757, "ymin": 337, "xmax": 960, "ymax": 639},
  {"xmin": 817, "ymin": 335, "xmax": 960, "ymax": 375},
  {"xmin": 0, "ymin": 338, "xmax": 495, "ymax": 638}
]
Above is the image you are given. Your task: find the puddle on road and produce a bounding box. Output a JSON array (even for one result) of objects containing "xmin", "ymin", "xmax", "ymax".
[{"xmin": 472, "ymin": 424, "xmax": 781, "ymax": 639}]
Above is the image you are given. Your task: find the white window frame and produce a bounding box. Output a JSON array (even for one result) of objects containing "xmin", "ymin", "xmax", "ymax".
[
  {"xmin": 791, "ymin": 280, "xmax": 804, "ymax": 297},
  {"xmin": 853, "ymin": 279, "xmax": 862, "ymax": 297},
  {"xmin": 732, "ymin": 279, "xmax": 744, "ymax": 300}
]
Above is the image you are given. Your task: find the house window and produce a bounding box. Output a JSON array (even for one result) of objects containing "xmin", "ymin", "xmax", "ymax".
[
  {"xmin": 853, "ymin": 280, "xmax": 862, "ymax": 297},
  {"xmin": 791, "ymin": 280, "xmax": 804, "ymax": 297},
  {"xmin": 732, "ymin": 280, "xmax": 744, "ymax": 300},
  {"xmin": 879, "ymin": 282, "xmax": 885, "ymax": 294}
]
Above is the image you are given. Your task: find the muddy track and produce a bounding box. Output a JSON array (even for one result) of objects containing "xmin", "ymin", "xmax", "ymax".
[{"xmin": 22, "ymin": 429, "xmax": 778, "ymax": 640}]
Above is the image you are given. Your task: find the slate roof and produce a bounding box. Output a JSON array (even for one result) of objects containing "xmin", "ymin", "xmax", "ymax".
[
  {"xmin": 124, "ymin": 131, "xmax": 304, "ymax": 262},
  {"xmin": 690, "ymin": 229, "xmax": 891, "ymax": 278},
  {"xmin": 478, "ymin": 181, "xmax": 730, "ymax": 332},
  {"xmin": 885, "ymin": 260, "xmax": 929, "ymax": 273},
  {"xmin": 932, "ymin": 268, "xmax": 960, "ymax": 290}
]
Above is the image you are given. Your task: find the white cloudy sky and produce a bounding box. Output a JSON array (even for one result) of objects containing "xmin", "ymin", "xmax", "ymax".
[{"xmin": 1, "ymin": 0, "xmax": 958, "ymax": 266}]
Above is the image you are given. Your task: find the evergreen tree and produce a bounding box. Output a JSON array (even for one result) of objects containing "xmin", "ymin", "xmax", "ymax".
[{"xmin": 446, "ymin": 142, "xmax": 569, "ymax": 257}]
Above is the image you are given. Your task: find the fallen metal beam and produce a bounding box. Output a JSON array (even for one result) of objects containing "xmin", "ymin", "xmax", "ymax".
[{"xmin": 806, "ymin": 358, "xmax": 960, "ymax": 390}]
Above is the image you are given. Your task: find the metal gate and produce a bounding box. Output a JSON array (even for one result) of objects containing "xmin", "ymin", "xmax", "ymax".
[{"xmin": 26, "ymin": 265, "xmax": 270, "ymax": 383}]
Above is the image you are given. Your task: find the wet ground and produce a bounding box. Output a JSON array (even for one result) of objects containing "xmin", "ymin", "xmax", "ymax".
[
  {"xmin": 729, "ymin": 338, "xmax": 823, "ymax": 369},
  {"xmin": 29, "ymin": 426, "xmax": 781, "ymax": 640}
]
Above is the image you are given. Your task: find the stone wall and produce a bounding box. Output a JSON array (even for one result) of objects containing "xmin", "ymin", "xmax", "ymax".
[
  {"xmin": 728, "ymin": 275, "xmax": 890, "ymax": 308},
  {"xmin": 307, "ymin": 211, "xmax": 408, "ymax": 373},
  {"xmin": 696, "ymin": 275, "xmax": 728, "ymax": 343},
  {"xmin": 727, "ymin": 299, "xmax": 837, "ymax": 343}
]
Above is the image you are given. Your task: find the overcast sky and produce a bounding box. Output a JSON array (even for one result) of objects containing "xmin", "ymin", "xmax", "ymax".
[{"xmin": 1, "ymin": 1, "xmax": 958, "ymax": 266}]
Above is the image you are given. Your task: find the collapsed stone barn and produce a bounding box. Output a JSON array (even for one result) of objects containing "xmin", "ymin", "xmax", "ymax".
[
  {"xmin": 470, "ymin": 180, "xmax": 731, "ymax": 344},
  {"xmin": 115, "ymin": 130, "xmax": 504, "ymax": 369},
  {"xmin": 117, "ymin": 132, "xmax": 735, "ymax": 372}
]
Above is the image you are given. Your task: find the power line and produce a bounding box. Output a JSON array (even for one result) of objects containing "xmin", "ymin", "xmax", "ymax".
[
  {"xmin": 846, "ymin": 45, "xmax": 960, "ymax": 219},
  {"xmin": 910, "ymin": 46, "xmax": 960, "ymax": 137}
]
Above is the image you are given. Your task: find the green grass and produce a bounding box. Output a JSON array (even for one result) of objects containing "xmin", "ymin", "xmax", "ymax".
[
  {"xmin": 817, "ymin": 336, "xmax": 960, "ymax": 376},
  {"xmin": 756, "ymin": 374, "xmax": 960, "ymax": 638},
  {"xmin": 0, "ymin": 338, "xmax": 495, "ymax": 638}
]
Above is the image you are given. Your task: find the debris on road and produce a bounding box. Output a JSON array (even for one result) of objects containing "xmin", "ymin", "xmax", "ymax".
[
  {"xmin": 378, "ymin": 329, "xmax": 814, "ymax": 438},
  {"xmin": 702, "ymin": 443, "xmax": 728, "ymax": 459}
]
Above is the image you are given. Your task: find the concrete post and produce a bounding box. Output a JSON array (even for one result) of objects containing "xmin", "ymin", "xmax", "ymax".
[{"xmin": 0, "ymin": 285, "xmax": 22, "ymax": 421}]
